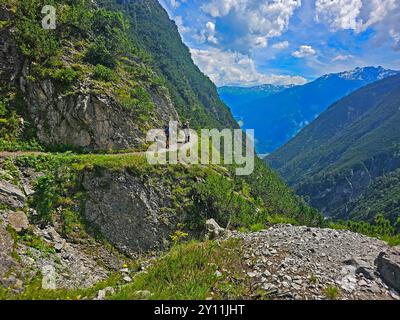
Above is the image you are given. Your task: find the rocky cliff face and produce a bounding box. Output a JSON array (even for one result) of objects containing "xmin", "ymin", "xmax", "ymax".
[
  {"xmin": 82, "ymin": 169, "xmax": 185, "ymax": 255},
  {"xmin": 0, "ymin": 5, "xmax": 179, "ymax": 151},
  {"xmin": 20, "ymin": 76, "xmax": 178, "ymax": 151},
  {"xmin": 0, "ymin": 160, "xmax": 185, "ymax": 293}
]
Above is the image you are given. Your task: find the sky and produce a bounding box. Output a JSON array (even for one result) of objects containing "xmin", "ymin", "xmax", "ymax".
[{"xmin": 158, "ymin": 0, "xmax": 400, "ymax": 87}]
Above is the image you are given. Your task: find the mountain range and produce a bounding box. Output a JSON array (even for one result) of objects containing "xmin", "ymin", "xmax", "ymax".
[
  {"xmin": 267, "ymin": 74, "xmax": 400, "ymax": 223},
  {"xmin": 217, "ymin": 84, "xmax": 291, "ymax": 118},
  {"xmin": 219, "ymin": 67, "xmax": 399, "ymax": 154}
]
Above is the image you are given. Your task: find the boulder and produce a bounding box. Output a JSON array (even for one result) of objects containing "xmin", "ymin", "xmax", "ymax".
[
  {"xmin": 376, "ymin": 249, "xmax": 400, "ymax": 292},
  {"xmin": 205, "ymin": 219, "xmax": 226, "ymax": 240},
  {"xmin": 96, "ymin": 287, "xmax": 115, "ymax": 300},
  {"xmin": 8, "ymin": 211, "xmax": 29, "ymax": 232},
  {"xmin": 41, "ymin": 265, "xmax": 57, "ymax": 290},
  {"xmin": 0, "ymin": 180, "xmax": 26, "ymax": 210},
  {"xmin": 343, "ymin": 257, "xmax": 376, "ymax": 280}
]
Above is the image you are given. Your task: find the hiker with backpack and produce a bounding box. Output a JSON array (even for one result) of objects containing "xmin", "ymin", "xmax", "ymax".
[{"xmin": 182, "ymin": 121, "xmax": 190, "ymax": 144}]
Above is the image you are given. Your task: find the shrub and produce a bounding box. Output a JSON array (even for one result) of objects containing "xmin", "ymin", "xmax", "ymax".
[
  {"xmin": 0, "ymin": 139, "xmax": 45, "ymax": 152},
  {"xmin": 250, "ymin": 223, "xmax": 265, "ymax": 232},
  {"xmin": 0, "ymin": 95, "xmax": 20, "ymax": 140},
  {"xmin": 15, "ymin": 0, "xmax": 61, "ymax": 61},
  {"xmin": 328, "ymin": 214, "xmax": 400, "ymax": 246},
  {"xmin": 51, "ymin": 67, "xmax": 80, "ymax": 84},
  {"xmin": 93, "ymin": 64, "xmax": 117, "ymax": 82},
  {"xmin": 324, "ymin": 286, "xmax": 341, "ymax": 300},
  {"xmin": 187, "ymin": 173, "xmax": 262, "ymax": 231},
  {"xmin": 116, "ymin": 86, "xmax": 154, "ymax": 120},
  {"xmin": 84, "ymin": 38, "xmax": 117, "ymax": 68}
]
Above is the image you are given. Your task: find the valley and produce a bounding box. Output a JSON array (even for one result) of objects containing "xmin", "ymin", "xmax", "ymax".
[
  {"xmin": 267, "ymin": 75, "xmax": 400, "ymax": 224},
  {"xmin": 0, "ymin": 0, "xmax": 400, "ymax": 302},
  {"xmin": 219, "ymin": 67, "xmax": 399, "ymax": 154}
]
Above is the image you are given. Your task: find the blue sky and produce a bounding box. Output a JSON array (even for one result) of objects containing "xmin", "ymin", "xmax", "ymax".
[{"xmin": 158, "ymin": 0, "xmax": 400, "ymax": 86}]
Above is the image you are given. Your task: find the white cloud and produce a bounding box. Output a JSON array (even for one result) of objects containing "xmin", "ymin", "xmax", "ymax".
[
  {"xmin": 206, "ymin": 21, "xmax": 216, "ymax": 32},
  {"xmin": 200, "ymin": 0, "xmax": 302, "ymax": 51},
  {"xmin": 315, "ymin": 0, "xmax": 362, "ymax": 30},
  {"xmin": 390, "ymin": 30, "xmax": 400, "ymax": 51},
  {"xmin": 316, "ymin": 0, "xmax": 400, "ymax": 49},
  {"xmin": 332, "ymin": 54, "xmax": 354, "ymax": 62},
  {"xmin": 170, "ymin": 0, "xmax": 186, "ymax": 9},
  {"xmin": 272, "ymin": 41, "xmax": 290, "ymax": 49},
  {"xmin": 190, "ymin": 48, "xmax": 307, "ymax": 86},
  {"xmin": 205, "ymin": 21, "xmax": 218, "ymax": 44},
  {"xmin": 292, "ymin": 45, "xmax": 316, "ymax": 58}
]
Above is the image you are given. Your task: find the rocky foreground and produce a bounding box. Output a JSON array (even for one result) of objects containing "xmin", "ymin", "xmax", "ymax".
[{"xmin": 226, "ymin": 224, "xmax": 400, "ymax": 300}]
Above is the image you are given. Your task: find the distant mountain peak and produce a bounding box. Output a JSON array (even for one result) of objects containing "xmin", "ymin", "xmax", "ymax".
[{"xmin": 328, "ymin": 66, "xmax": 399, "ymax": 81}]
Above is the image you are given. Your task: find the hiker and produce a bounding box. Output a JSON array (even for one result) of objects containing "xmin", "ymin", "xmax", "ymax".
[
  {"xmin": 182, "ymin": 121, "xmax": 190, "ymax": 144},
  {"xmin": 18, "ymin": 117, "xmax": 25, "ymax": 135},
  {"xmin": 164, "ymin": 125, "xmax": 170, "ymax": 149}
]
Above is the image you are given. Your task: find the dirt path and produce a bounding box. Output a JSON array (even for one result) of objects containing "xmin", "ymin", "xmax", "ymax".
[{"xmin": 0, "ymin": 139, "xmax": 195, "ymax": 159}]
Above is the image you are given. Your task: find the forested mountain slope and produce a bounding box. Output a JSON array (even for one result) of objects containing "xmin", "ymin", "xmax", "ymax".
[
  {"xmin": 99, "ymin": 0, "xmax": 237, "ymax": 129},
  {"xmin": 267, "ymin": 75, "xmax": 400, "ymax": 221}
]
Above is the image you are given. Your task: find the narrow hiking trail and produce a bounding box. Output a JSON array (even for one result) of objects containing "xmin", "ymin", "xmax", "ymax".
[{"xmin": 0, "ymin": 136, "xmax": 197, "ymax": 160}]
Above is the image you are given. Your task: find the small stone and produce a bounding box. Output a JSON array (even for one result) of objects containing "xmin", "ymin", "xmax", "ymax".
[
  {"xmin": 263, "ymin": 270, "xmax": 271, "ymax": 277},
  {"xmin": 123, "ymin": 276, "xmax": 132, "ymax": 283},
  {"xmin": 292, "ymin": 283, "xmax": 302, "ymax": 290},
  {"xmin": 358, "ymin": 280, "xmax": 368, "ymax": 287},
  {"xmin": 247, "ymin": 271, "xmax": 258, "ymax": 278},
  {"xmin": 120, "ymin": 268, "xmax": 129, "ymax": 274},
  {"xmin": 368, "ymin": 283, "xmax": 381, "ymax": 294},
  {"xmin": 215, "ymin": 270, "xmax": 222, "ymax": 278},
  {"xmin": 8, "ymin": 211, "xmax": 29, "ymax": 232},
  {"xmin": 54, "ymin": 242, "xmax": 64, "ymax": 252},
  {"xmin": 97, "ymin": 287, "xmax": 115, "ymax": 300},
  {"xmin": 134, "ymin": 290, "xmax": 151, "ymax": 300},
  {"xmin": 284, "ymin": 275, "xmax": 292, "ymax": 282},
  {"xmin": 262, "ymin": 283, "xmax": 277, "ymax": 292}
]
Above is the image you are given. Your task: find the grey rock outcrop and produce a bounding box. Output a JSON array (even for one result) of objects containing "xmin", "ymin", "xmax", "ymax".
[
  {"xmin": 19, "ymin": 75, "xmax": 179, "ymax": 150},
  {"xmin": 82, "ymin": 169, "xmax": 185, "ymax": 255},
  {"xmin": 0, "ymin": 179, "xmax": 26, "ymax": 210},
  {"xmin": 206, "ymin": 219, "xmax": 226, "ymax": 240},
  {"xmin": 376, "ymin": 249, "xmax": 400, "ymax": 292},
  {"xmin": 0, "ymin": 9, "xmax": 22, "ymax": 84}
]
